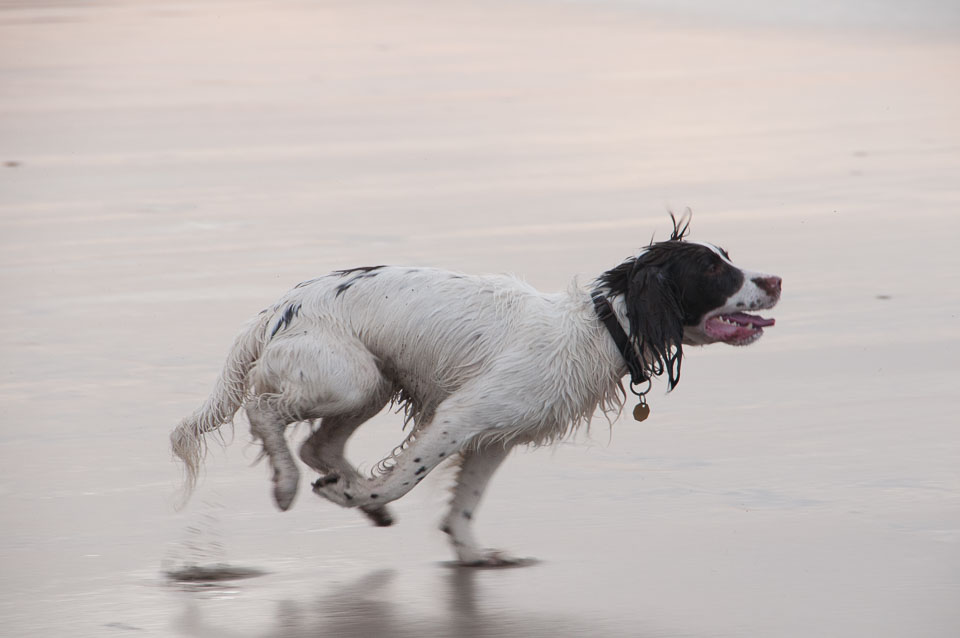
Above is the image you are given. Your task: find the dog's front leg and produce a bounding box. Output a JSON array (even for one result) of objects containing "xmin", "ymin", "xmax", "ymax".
[{"xmin": 441, "ymin": 442, "xmax": 529, "ymax": 567}]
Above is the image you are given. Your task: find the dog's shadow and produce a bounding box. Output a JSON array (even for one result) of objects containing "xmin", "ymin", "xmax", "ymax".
[{"xmin": 174, "ymin": 565, "xmax": 621, "ymax": 638}]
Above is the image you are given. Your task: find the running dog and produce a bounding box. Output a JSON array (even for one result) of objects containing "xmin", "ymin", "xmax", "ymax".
[{"xmin": 171, "ymin": 215, "xmax": 781, "ymax": 565}]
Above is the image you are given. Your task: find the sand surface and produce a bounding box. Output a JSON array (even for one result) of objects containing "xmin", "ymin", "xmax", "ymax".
[{"xmin": 1, "ymin": 1, "xmax": 959, "ymax": 636}]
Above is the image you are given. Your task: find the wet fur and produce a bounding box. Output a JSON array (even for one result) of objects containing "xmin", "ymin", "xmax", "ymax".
[{"xmin": 171, "ymin": 216, "xmax": 780, "ymax": 565}]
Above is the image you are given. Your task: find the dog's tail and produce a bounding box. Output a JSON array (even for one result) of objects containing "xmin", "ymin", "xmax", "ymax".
[{"xmin": 171, "ymin": 311, "xmax": 270, "ymax": 507}]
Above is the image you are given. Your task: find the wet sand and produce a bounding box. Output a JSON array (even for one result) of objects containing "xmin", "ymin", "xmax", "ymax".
[{"xmin": 1, "ymin": 0, "xmax": 959, "ymax": 636}]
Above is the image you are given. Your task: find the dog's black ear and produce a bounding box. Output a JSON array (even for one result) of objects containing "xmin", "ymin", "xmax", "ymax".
[{"xmin": 625, "ymin": 265, "xmax": 685, "ymax": 389}]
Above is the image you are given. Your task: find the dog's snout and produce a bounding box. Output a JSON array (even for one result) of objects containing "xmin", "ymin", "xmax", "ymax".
[{"xmin": 752, "ymin": 275, "xmax": 782, "ymax": 298}]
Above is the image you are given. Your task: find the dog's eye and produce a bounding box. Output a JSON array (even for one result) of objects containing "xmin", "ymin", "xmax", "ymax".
[{"xmin": 707, "ymin": 262, "xmax": 724, "ymax": 275}]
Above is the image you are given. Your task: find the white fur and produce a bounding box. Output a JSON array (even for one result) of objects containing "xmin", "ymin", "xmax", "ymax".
[{"xmin": 171, "ymin": 255, "xmax": 778, "ymax": 565}]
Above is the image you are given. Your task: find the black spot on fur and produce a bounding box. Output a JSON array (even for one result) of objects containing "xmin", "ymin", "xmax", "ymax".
[
  {"xmin": 344, "ymin": 492, "xmax": 353, "ymax": 500},
  {"xmin": 438, "ymin": 452, "xmax": 445, "ymax": 458},
  {"xmin": 413, "ymin": 457, "xmax": 421, "ymax": 463},
  {"xmin": 334, "ymin": 265, "xmax": 387, "ymax": 277},
  {"xmin": 294, "ymin": 277, "xmax": 322, "ymax": 289},
  {"xmin": 370, "ymin": 493, "xmax": 378, "ymax": 499},
  {"xmin": 333, "ymin": 265, "xmax": 387, "ymax": 298},
  {"xmin": 270, "ymin": 302, "xmax": 302, "ymax": 337},
  {"xmin": 462, "ymin": 510, "xmax": 472, "ymax": 520},
  {"xmin": 415, "ymin": 466, "xmax": 426, "ymax": 475}
]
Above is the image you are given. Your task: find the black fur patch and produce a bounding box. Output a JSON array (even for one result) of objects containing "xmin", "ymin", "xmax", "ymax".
[
  {"xmin": 595, "ymin": 216, "xmax": 743, "ymax": 390},
  {"xmin": 294, "ymin": 277, "xmax": 322, "ymax": 289},
  {"xmin": 333, "ymin": 265, "xmax": 386, "ymax": 298},
  {"xmin": 334, "ymin": 265, "xmax": 386, "ymax": 277},
  {"xmin": 270, "ymin": 302, "xmax": 302, "ymax": 337}
]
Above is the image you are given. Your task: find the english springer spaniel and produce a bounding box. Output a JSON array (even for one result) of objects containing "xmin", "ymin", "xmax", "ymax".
[{"xmin": 171, "ymin": 215, "xmax": 781, "ymax": 566}]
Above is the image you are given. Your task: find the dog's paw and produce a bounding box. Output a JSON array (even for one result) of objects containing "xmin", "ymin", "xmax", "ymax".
[
  {"xmin": 312, "ymin": 473, "xmax": 340, "ymax": 488},
  {"xmin": 273, "ymin": 482, "xmax": 297, "ymax": 511},
  {"xmin": 272, "ymin": 466, "xmax": 300, "ymax": 511},
  {"xmin": 311, "ymin": 474, "xmax": 362, "ymax": 508},
  {"xmin": 361, "ymin": 504, "xmax": 395, "ymax": 527}
]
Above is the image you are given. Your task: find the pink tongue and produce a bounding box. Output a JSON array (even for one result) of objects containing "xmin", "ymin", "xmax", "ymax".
[
  {"xmin": 705, "ymin": 312, "xmax": 776, "ymax": 340},
  {"xmin": 707, "ymin": 319, "xmax": 749, "ymax": 339},
  {"xmin": 724, "ymin": 312, "xmax": 775, "ymax": 327}
]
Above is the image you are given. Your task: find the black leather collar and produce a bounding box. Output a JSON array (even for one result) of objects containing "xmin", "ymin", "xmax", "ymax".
[{"xmin": 591, "ymin": 293, "xmax": 648, "ymax": 387}]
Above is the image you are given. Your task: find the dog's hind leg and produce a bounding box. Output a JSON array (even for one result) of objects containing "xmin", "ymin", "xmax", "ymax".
[
  {"xmin": 248, "ymin": 330, "xmax": 388, "ymax": 511},
  {"xmin": 245, "ymin": 397, "xmax": 301, "ymax": 511},
  {"xmin": 311, "ymin": 402, "xmax": 469, "ymax": 508},
  {"xmin": 299, "ymin": 406, "xmax": 387, "ymax": 477},
  {"xmin": 312, "ymin": 400, "xmax": 509, "ymax": 533},
  {"xmin": 300, "ymin": 396, "xmax": 397, "ymax": 526},
  {"xmin": 441, "ymin": 443, "xmax": 522, "ymax": 566}
]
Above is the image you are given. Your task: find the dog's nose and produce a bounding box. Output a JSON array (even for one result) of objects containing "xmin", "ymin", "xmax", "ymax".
[{"xmin": 752, "ymin": 275, "xmax": 782, "ymax": 298}]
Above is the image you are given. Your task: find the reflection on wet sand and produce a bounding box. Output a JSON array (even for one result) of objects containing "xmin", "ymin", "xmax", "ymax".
[{"xmin": 174, "ymin": 568, "xmax": 635, "ymax": 638}]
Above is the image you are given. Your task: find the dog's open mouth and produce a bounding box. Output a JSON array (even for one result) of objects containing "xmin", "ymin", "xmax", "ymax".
[{"xmin": 704, "ymin": 312, "xmax": 775, "ymax": 345}]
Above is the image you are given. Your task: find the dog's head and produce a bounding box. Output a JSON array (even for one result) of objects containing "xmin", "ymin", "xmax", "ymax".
[{"xmin": 597, "ymin": 214, "xmax": 781, "ymax": 388}]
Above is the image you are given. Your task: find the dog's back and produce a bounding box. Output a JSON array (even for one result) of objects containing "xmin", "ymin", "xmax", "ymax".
[{"xmin": 262, "ymin": 266, "xmax": 582, "ymax": 403}]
